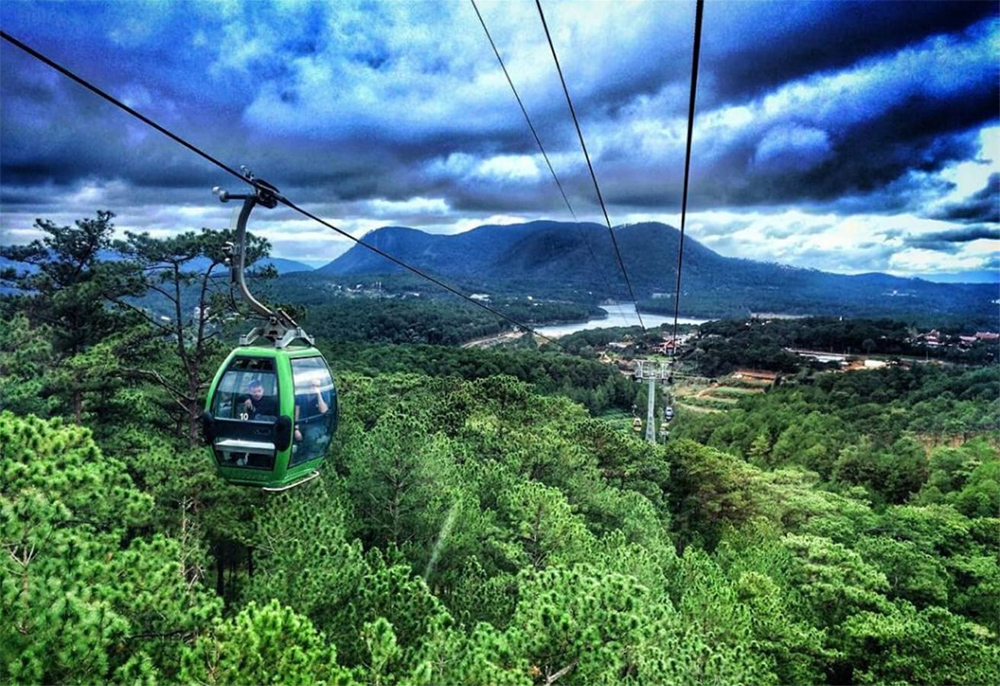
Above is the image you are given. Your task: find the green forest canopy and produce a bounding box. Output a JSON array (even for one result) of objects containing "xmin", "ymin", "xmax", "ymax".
[{"xmin": 1, "ymin": 214, "xmax": 998, "ymax": 684}]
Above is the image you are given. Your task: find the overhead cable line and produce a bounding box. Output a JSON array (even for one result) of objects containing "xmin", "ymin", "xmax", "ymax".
[
  {"xmin": 0, "ymin": 29, "xmax": 562, "ymax": 346},
  {"xmin": 670, "ymin": 0, "xmax": 704, "ymax": 353},
  {"xmin": 534, "ymin": 0, "xmax": 646, "ymax": 332},
  {"xmin": 0, "ymin": 30, "xmax": 250, "ymax": 189},
  {"xmin": 469, "ymin": 0, "xmax": 620, "ymax": 317},
  {"xmin": 469, "ymin": 0, "xmax": 575, "ymax": 220}
]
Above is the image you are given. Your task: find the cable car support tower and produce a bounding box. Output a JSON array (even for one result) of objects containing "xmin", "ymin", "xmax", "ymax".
[{"xmin": 635, "ymin": 359, "xmax": 674, "ymax": 444}]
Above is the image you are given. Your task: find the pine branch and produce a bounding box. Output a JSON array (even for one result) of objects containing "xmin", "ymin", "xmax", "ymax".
[
  {"xmin": 122, "ymin": 366, "xmax": 190, "ymax": 409},
  {"xmin": 545, "ymin": 661, "xmax": 577, "ymax": 685}
]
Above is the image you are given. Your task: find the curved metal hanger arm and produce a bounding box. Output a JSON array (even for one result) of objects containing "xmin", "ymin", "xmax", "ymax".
[{"xmin": 213, "ymin": 170, "xmax": 312, "ymax": 347}]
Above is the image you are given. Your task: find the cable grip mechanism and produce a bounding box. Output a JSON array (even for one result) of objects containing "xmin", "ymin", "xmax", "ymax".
[{"xmin": 213, "ymin": 169, "xmax": 313, "ymax": 348}]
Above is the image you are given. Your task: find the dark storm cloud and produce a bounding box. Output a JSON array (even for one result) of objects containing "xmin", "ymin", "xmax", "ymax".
[
  {"xmin": 905, "ymin": 225, "xmax": 1000, "ymax": 252},
  {"xmin": 1, "ymin": 0, "xmax": 997, "ymax": 280},
  {"xmin": 0, "ymin": 4, "xmax": 339, "ymax": 195},
  {"xmin": 692, "ymin": 83, "xmax": 996, "ymax": 211},
  {"xmin": 2, "ymin": 0, "xmax": 992, "ymax": 212},
  {"xmin": 0, "ymin": 186, "xmax": 49, "ymax": 207},
  {"xmin": 701, "ymin": 0, "xmax": 998, "ymax": 105},
  {"xmin": 443, "ymin": 171, "xmax": 579, "ymax": 215},
  {"xmin": 931, "ymin": 173, "xmax": 1000, "ymax": 223},
  {"xmin": 0, "ymin": 45, "xmax": 243, "ymax": 192}
]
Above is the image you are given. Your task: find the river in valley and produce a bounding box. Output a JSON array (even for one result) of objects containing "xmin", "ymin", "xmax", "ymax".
[{"xmin": 535, "ymin": 303, "xmax": 709, "ymax": 338}]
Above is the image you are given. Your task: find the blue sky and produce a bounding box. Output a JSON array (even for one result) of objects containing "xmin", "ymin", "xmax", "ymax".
[{"xmin": 1, "ymin": 0, "xmax": 997, "ymax": 281}]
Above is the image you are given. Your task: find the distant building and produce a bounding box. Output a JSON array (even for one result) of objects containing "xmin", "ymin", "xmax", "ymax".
[
  {"xmin": 922, "ymin": 329, "xmax": 942, "ymax": 347},
  {"xmin": 651, "ymin": 337, "xmax": 679, "ymax": 355},
  {"xmin": 786, "ymin": 348, "xmax": 847, "ymax": 365}
]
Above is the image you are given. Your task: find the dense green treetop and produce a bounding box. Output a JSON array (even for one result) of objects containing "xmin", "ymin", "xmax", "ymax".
[{"xmin": 1, "ymin": 212, "xmax": 997, "ymax": 684}]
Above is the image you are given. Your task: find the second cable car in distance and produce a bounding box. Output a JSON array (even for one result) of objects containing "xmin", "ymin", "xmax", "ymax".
[{"xmin": 201, "ymin": 172, "xmax": 338, "ymax": 491}]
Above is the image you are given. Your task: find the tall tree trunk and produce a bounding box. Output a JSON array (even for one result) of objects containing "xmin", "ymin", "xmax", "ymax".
[
  {"xmin": 188, "ymin": 370, "xmax": 201, "ymax": 448},
  {"xmin": 216, "ymin": 548, "xmax": 225, "ymax": 598},
  {"xmin": 188, "ymin": 399, "xmax": 200, "ymax": 449}
]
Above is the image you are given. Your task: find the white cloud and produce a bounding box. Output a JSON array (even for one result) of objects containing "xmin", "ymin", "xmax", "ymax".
[
  {"xmin": 65, "ymin": 178, "xmax": 131, "ymax": 206},
  {"xmin": 932, "ymin": 125, "xmax": 999, "ymax": 204},
  {"xmin": 367, "ymin": 197, "xmax": 449, "ymax": 218},
  {"xmin": 684, "ymin": 207, "xmax": 999, "ymax": 277},
  {"xmin": 753, "ymin": 124, "xmax": 832, "ymax": 174},
  {"xmin": 888, "ymin": 246, "xmax": 992, "ymax": 274},
  {"xmin": 476, "ymin": 155, "xmax": 544, "ymax": 182},
  {"xmin": 427, "ymin": 152, "xmax": 548, "ymax": 188},
  {"xmin": 762, "ymin": 17, "xmax": 997, "ymax": 130}
]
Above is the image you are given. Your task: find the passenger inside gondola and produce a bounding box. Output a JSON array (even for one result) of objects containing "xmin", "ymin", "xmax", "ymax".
[
  {"xmin": 208, "ymin": 364, "xmax": 280, "ymax": 469},
  {"xmin": 290, "ymin": 360, "xmax": 337, "ymax": 466},
  {"xmin": 242, "ymin": 378, "xmax": 278, "ymax": 421}
]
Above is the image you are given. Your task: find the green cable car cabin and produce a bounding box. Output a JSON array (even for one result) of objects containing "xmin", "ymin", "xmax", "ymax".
[
  {"xmin": 203, "ymin": 346, "xmax": 338, "ymax": 490},
  {"xmin": 201, "ymin": 172, "xmax": 338, "ymax": 491}
]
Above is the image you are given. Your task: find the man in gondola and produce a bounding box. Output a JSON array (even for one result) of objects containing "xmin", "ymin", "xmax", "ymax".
[
  {"xmin": 243, "ymin": 379, "xmax": 277, "ymax": 420},
  {"xmin": 293, "ymin": 378, "xmax": 331, "ymax": 459}
]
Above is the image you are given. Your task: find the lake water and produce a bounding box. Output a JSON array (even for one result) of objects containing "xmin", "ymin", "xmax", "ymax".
[{"xmin": 535, "ymin": 303, "xmax": 708, "ymax": 338}]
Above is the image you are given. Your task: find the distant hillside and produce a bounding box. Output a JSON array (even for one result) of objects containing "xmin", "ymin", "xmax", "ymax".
[
  {"xmin": 155, "ymin": 255, "xmax": 313, "ymax": 274},
  {"xmin": 317, "ymin": 223, "xmax": 544, "ymax": 278},
  {"xmin": 315, "ymin": 221, "xmax": 998, "ymax": 328},
  {"xmin": 262, "ymin": 257, "xmax": 313, "ymax": 274}
]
